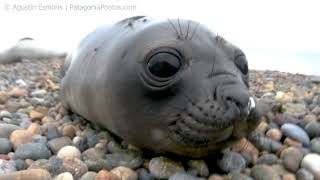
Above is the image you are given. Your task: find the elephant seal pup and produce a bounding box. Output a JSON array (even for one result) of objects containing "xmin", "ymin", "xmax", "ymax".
[
  {"xmin": 0, "ymin": 38, "xmax": 66, "ymax": 64},
  {"xmin": 61, "ymin": 16, "xmax": 263, "ymax": 157}
]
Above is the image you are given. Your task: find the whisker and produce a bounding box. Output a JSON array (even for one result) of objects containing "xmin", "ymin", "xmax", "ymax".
[
  {"xmin": 201, "ymin": 87, "xmax": 210, "ymax": 102},
  {"xmin": 178, "ymin": 19, "xmax": 183, "ymax": 38},
  {"xmin": 166, "ymin": 104, "xmax": 184, "ymax": 111},
  {"xmin": 208, "ymin": 40, "xmax": 217, "ymax": 78},
  {"xmin": 215, "ymin": 33, "xmax": 225, "ymax": 45},
  {"xmin": 159, "ymin": 128, "xmax": 179, "ymax": 146},
  {"xmin": 190, "ymin": 22, "xmax": 200, "ymax": 40},
  {"xmin": 167, "ymin": 19, "xmax": 179, "ymax": 36},
  {"xmin": 185, "ymin": 21, "xmax": 191, "ymax": 39},
  {"xmin": 181, "ymin": 91, "xmax": 195, "ymax": 105},
  {"xmin": 213, "ymin": 87, "xmax": 218, "ymax": 100}
]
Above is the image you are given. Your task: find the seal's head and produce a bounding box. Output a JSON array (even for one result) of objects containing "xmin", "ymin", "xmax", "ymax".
[{"xmin": 103, "ymin": 17, "xmax": 262, "ymax": 157}]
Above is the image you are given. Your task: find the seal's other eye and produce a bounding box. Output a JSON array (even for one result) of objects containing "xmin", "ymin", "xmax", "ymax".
[
  {"xmin": 147, "ymin": 52, "xmax": 181, "ymax": 78},
  {"xmin": 234, "ymin": 53, "xmax": 249, "ymax": 75}
]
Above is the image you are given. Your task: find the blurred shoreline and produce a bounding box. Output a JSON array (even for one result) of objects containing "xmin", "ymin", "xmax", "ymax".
[{"xmin": 247, "ymin": 50, "xmax": 320, "ymax": 76}]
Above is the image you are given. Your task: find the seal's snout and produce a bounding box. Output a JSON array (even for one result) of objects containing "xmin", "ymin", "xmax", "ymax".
[
  {"xmin": 219, "ymin": 84, "xmax": 252, "ymax": 116},
  {"xmin": 223, "ymin": 91, "xmax": 249, "ymax": 112}
]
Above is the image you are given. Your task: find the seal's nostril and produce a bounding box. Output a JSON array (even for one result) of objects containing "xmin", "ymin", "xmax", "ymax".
[
  {"xmin": 235, "ymin": 101, "xmax": 242, "ymax": 108},
  {"xmin": 225, "ymin": 96, "xmax": 244, "ymax": 109},
  {"xmin": 224, "ymin": 94, "xmax": 256, "ymax": 116}
]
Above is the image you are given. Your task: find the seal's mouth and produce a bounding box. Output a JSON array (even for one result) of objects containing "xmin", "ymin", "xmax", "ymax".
[{"xmin": 168, "ymin": 96, "xmax": 256, "ymax": 148}]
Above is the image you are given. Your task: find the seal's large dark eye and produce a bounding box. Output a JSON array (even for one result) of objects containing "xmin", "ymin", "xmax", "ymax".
[
  {"xmin": 234, "ymin": 53, "xmax": 249, "ymax": 75},
  {"xmin": 147, "ymin": 52, "xmax": 181, "ymax": 78}
]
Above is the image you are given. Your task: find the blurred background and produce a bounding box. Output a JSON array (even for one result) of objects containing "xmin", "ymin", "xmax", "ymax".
[{"xmin": 0, "ymin": 0, "xmax": 319, "ymax": 75}]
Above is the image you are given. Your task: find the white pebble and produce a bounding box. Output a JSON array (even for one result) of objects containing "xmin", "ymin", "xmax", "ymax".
[
  {"xmin": 57, "ymin": 145, "xmax": 81, "ymax": 160},
  {"xmin": 301, "ymin": 153, "xmax": 320, "ymax": 179},
  {"xmin": 54, "ymin": 172, "xmax": 74, "ymax": 180}
]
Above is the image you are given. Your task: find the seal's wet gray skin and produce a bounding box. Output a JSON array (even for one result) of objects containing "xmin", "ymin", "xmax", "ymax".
[{"xmin": 61, "ymin": 16, "xmax": 262, "ymax": 157}]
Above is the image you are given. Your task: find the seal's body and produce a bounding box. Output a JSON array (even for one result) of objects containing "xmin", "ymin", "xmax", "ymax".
[
  {"xmin": 61, "ymin": 16, "xmax": 262, "ymax": 157},
  {"xmin": 0, "ymin": 38, "xmax": 66, "ymax": 64}
]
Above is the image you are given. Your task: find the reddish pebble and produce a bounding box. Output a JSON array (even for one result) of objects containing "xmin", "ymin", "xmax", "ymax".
[
  {"xmin": 266, "ymin": 128, "xmax": 282, "ymax": 141},
  {"xmin": 208, "ymin": 174, "xmax": 223, "ymax": 180},
  {"xmin": 284, "ymin": 137, "xmax": 303, "ymax": 148},
  {"xmin": 27, "ymin": 123, "xmax": 42, "ymax": 135},
  {"xmin": 30, "ymin": 110, "xmax": 44, "ymax": 121},
  {"xmin": 62, "ymin": 125, "xmax": 76, "ymax": 138},
  {"xmin": 9, "ymin": 130, "xmax": 34, "ymax": 150},
  {"xmin": 8, "ymin": 87, "xmax": 28, "ymax": 98},
  {"xmin": 282, "ymin": 173, "xmax": 296, "ymax": 180},
  {"xmin": 95, "ymin": 170, "xmax": 120, "ymax": 180},
  {"xmin": 0, "ymin": 154, "xmax": 10, "ymax": 160}
]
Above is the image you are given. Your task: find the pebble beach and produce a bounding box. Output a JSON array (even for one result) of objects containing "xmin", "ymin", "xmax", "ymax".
[{"xmin": 0, "ymin": 58, "xmax": 320, "ymax": 180}]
